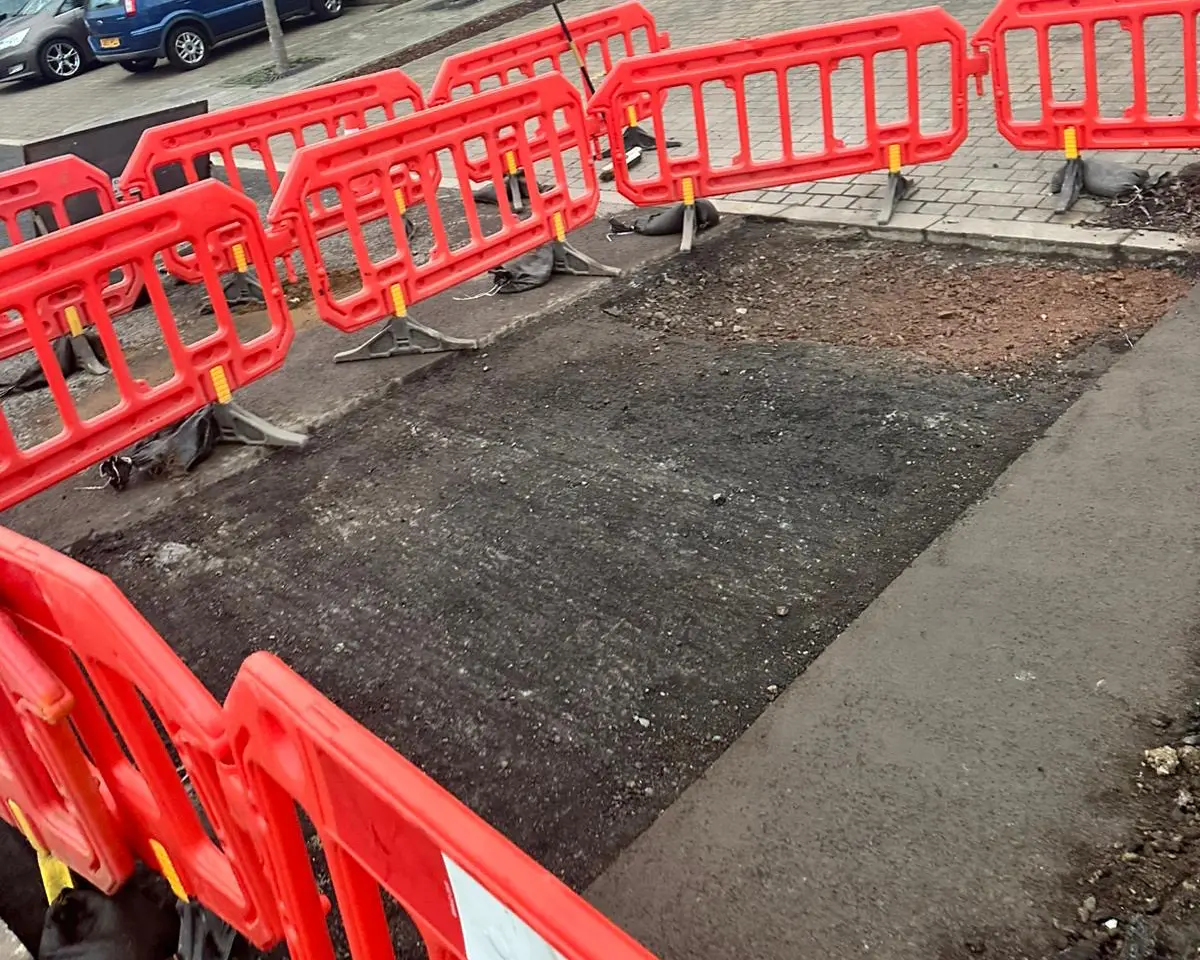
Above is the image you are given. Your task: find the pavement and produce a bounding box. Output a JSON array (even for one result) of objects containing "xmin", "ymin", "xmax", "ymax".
[
  {"xmin": 0, "ymin": 0, "xmax": 1195, "ymax": 235},
  {"xmin": 586, "ymin": 279, "xmax": 1200, "ymax": 958}
]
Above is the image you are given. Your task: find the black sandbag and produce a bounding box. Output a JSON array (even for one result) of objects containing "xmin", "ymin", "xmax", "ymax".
[
  {"xmin": 609, "ymin": 200, "xmax": 721, "ymax": 237},
  {"xmin": 99, "ymin": 405, "xmax": 220, "ymax": 491},
  {"xmin": 489, "ymin": 245, "xmax": 555, "ymax": 294},
  {"xmin": 472, "ymin": 174, "xmax": 543, "ymax": 205},
  {"xmin": 39, "ymin": 870, "xmax": 178, "ymax": 960},
  {"xmin": 0, "ymin": 332, "xmax": 107, "ymax": 399},
  {"xmin": 1050, "ymin": 156, "xmax": 1149, "ymax": 198}
]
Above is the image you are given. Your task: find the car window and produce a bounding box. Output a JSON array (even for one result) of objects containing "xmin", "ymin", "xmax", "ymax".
[
  {"xmin": 14, "ymin": 0, "xmax": 55, "ymax": 16},
  {"xmin": 85, "ymin": 0, "xmax": 120, "ymax": 10}
]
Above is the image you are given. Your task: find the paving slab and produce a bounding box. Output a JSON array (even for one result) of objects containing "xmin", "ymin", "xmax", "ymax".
[{"xmin": 587, "ymin": 280, "xmax": 1200, "ymax": 958}]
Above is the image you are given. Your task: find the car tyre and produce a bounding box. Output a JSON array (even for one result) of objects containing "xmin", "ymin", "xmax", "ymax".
[
  {"xmin": 313, "ymin": 0, "xmax": 342, "ymax": 20},
  {"xmin": 39, "ymin": 38, "xmax": 83, "ymax": 82},
  {"xmin": 119, "ymin": 57, "xmax": 157, "ymax": 73},
  {"xmin": 164, "ymin": 23, "xmax": 209, "ymax": 70}
]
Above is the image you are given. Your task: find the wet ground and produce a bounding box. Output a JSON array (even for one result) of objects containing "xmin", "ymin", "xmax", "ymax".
[{"xmin": 0, "ymin": 220, "xmax": 1189, "ymax": 953}]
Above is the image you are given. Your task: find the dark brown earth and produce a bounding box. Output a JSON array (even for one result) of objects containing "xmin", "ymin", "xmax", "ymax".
[
  {"xmin": 1098, "ymin": 163, "xmax": 1200, "ymax": 236},
  {"xmin": 0, "ymin": 221, "xmax": 1193, "ymax": 956},
  {"xmin": 605, "ymin": 224, "xmax": 1191, "ymax": 371}
]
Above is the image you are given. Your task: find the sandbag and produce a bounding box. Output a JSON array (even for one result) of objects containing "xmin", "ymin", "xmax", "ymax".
[
  {"xmin": 472, "ymin": 174, "xmax": 543, "ymax": 206},
  {"xmin": 0, "ymin": 333, "xmax": 107, "ymax": 399},
  {"xmin": 1050, "ymin": 157, "xmax": 1149, "ymax": 198},
  {"xmin": 609, "ymin": 200, "xmax": 721, "ymax": 237},
  {"xmin": 39, "ymin": 871, "xmax": 178, "ymax": 960},
  {"xmin": 490, "ymin": 245, "xmax": 555, "ymax": 294},
  {"xmin": 99, "ymin": 404, "xmax": 220, "ymax": 491}
]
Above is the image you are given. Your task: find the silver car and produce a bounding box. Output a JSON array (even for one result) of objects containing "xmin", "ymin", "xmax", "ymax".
[{"xmin": 0, "ymin": 0, "xmax": 95, "ymax": 83}]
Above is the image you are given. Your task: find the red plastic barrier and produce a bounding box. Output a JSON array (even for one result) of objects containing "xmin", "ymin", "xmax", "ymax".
[
  {"xmin": 0, "ymin": 157, "xmax": 143, "ymax": 361},
  {"xmin": 0, "ymin": 526, "xmax": 283, "ymax": 947},
  {"xmin": 0, "ymin": 611, "xmax": 133, "ymax": 894},
  {"xmin": 225, "ymin": 652, "xmax": 659, "ymax": 960},
  {"xmin": 428, "ymin": 1, "xmax": 669, "ymax": 180},
  {"xmin": 0, "ymin": 179, "xmax": 292, "ymax": 513},
  {"xmin": 269, "ymin": 73, "xmax": 600, "ymax": 333},
  {"xmin": 589, "ymin": 7, "xmax": 980, "ymax": 204},
  {"xmin": 973, "ymin": 0, "xmax": 1200, "ymax": 151},
  {"xmin": 118, "ymin": 70, "xmax": 429, "ymax": 283}
]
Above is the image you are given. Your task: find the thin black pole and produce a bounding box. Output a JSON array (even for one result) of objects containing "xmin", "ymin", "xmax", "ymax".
[{"xmin": 552, "ymin": 2, "xmax": 596, "ymax": 96}]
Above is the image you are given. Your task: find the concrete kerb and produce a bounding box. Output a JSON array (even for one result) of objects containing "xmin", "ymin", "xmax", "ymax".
[
  {"xmin": 593, "ymin": 188, "xmax": 1197, "ymax": 263},
  {"xmin": 741, "ymin": 198, "xmax": 1190, "ymax": 262}
]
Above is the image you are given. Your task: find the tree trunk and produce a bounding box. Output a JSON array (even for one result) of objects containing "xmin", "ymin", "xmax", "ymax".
[{"xmin": 263, "ymin": 0, "xmax": 289, "ymax": 75}]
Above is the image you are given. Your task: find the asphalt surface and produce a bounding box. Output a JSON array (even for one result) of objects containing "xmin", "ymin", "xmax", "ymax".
[
  {"xmin": 1, "ymin": 208, "xmax": 1192, "ymax": 958},
  {"xmin": 587, "ymin": 283, "xmax": 1200, "ymax": 960},
  {"xmin": 0, "ymin": 222, "xmax": 1128, "ymax": 953}
]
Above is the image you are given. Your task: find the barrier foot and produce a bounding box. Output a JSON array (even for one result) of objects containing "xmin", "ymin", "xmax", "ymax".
[
  {"xmin": 69, "ymin": 333, "xmax": 109, "ymax": 376},
  {"xmin": 201, "ymin": 269, "xmax": 264, "ymax": 314},
  {"xmin": 508, "ymin": 173, "xmax": 526, "ymax": 214},
  {"xmin": 211, "ymin": 401, "xmax": 307, "ymax": 448},
  {"xmin": 878, "ymin": 171, "xmax": 915, "ymax": 225},
  {"xmin": 622, "ymin": 125, "xmax": 681, "ymax": 152},
  {"xmin": 552, "ymin": 239, "xmax": 622, "ymax": 277},
  {"xmin": 680, "ymin": 203, "xmax": 698, "ymax": 253},
  {"xmin": 1055, "ymin": 158, "xmax": 1084, "ymax": 213},
  {"xmin": 333, "ymin": 315, "xmax": 477, "ymax": 363}
]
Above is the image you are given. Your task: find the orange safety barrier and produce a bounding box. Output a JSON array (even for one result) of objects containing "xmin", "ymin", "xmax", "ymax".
[
  {"xmin": 589, "ymin": 6, "xmax": 983, "ymax": 239},
  {"xmin": 0, "ymin": 156, "xmax": 143, "ymax": 362},
  {"xmin": 268, "ymin": 73, "xmax": 612, "ymax": 363},
  {"xmin": 118, "ymin": 70, "xmax": 430, "ymax": 287},
  {"xmin": 224, "ymin": 652, "xmax": 659, "ymax": 960},
  {"xmin": 971, "ymin": 0, "xmax": 1189, "ymax": 211},
  {"xmin": 0, "ymin": 612, "xmax": 132, "ymax": 899},
  {"xmin": 428, "ymin": 1, "xmax": 670, "ymax": 183},
  {"xmin": 0, "ymin": 178, "xmax": 302, "ymax": 513},
  {"xmin": 0, "ymin": 526, "xmax": 284, "ymax": 947}
]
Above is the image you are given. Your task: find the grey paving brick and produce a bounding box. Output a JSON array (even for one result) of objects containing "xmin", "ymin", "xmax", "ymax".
[{"xmin": 968, "ymin": 206, "xmax": 1023, "ymax": 221}]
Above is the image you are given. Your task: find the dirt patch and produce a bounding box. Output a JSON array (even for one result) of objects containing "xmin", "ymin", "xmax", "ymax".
[
  {"xmin": 1096, "ymin": 163, "xmax": 1200, "ymax": 236},
  {"xmin": 2, "ymin": 228, "xmax": 1194, "ymax": 953},
  {"xmin": 603, "ymin": 222, "xmax": 1192, "ymax": 372}
]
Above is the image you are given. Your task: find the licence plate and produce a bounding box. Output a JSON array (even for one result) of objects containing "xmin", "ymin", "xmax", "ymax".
[{"xmin": 99, "ymin": 37, "xmax": 120, "ymax": 48}]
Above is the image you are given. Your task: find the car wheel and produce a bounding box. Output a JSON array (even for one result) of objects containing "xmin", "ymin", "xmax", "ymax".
[
  {"xmin": 39, "ymin": 38, "xmax": 82, "ymax": 82},
  {"xmin": 313, "ymin": 0, "xmax": 342, "ymax": 19},
  {"xmin": 119, "ymin": 57, "xmax": 157, "ymax": 73},
  {"xmin": 165, "ymin": 24, "xmax": 209, "ymax": 70}
]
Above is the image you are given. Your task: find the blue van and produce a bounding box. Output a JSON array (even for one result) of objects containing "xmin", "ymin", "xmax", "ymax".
[{"xmin": 84, "ymin": 0, "xmax": 341, "ymax": 72}]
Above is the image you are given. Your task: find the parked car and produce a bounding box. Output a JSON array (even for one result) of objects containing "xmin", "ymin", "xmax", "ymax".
[
  {"xmin": 0, "ymin": 0, "xmax": 93, "ymax": 82},
  {"xmin": 85, "ymin": 0, "xmax": 342, "ymax": 72}
]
